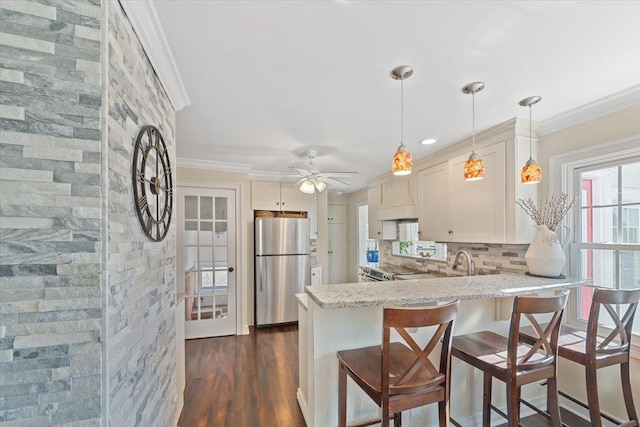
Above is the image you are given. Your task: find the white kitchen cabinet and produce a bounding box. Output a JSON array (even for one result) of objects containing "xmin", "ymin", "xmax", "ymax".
[
  {"xmin": 251, "ymin": 181, "xmax": 309, "ymax": 211},
  {"xmin": 417, "ymin": 127, "xmax": 537, "ymax": 244},
  {"xmin": 310, "ymin": 264, "xmax": 322, "ymax": 285},
  {"xmin": 417, "ymin": 161, "xmax": 450, "ymax": 242},
  {"xmin": 367, "ymin": 185, "xmax": 382, "ymax": 239},
  {"xmin": 417, "ymin": 142, "xmax": 505, "ymax": 242},
  {"xmin": 328, "ymin": 205, "xmax": 346, "ymax": 224},
  {"xmin": 328, "ymin": 223, "xmax": 347, "ymax": 284},
  {"xmin": 448, "ymin": 141, "xmax": 506, "ymax": 242}
]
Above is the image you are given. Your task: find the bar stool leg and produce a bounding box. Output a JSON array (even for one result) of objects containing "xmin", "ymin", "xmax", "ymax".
[
  {"xmin": 482, "ymin": 373, "xmax": 492, "ymax": 427},
  {"xmin": 546, "ymin": 375, "xmax": 562, "ymax": 426},
  {"xmin": 585, "ymin": 363, "xmax": 603, "ymax": 427},
  {"xmin": 339, "ymin": 362, "xmax": 347, "ymax": 427},
  {"xmin": 393, "ymin": 411, "xmax": 402, "ymax": 427},
  {"xmin": 438, "ymin": 398, "xmax": 450, "ymax": 427},
  {"xmin": 506, "ymin": 382, "xmax": 520, "ymax": 427},
  {"xmin": 621, "ymin": 361, "xmax": 639, "ymax": 423}
]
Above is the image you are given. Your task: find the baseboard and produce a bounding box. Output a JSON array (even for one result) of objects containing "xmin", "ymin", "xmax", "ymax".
[{"xmin": 296, "ymin": 388, "xmax": 310, "ymax": 427}]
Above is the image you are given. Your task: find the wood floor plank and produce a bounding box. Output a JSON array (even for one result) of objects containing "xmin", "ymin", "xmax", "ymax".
[{"xmin": 179, "ymin": 325, "xmax": 306, "ymax": 427}]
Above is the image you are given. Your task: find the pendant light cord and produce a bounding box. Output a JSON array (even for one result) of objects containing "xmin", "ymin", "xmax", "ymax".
[
  {"xmin": 472, "ymin": 92, "xmax": 476, "ymax": 153},
  {"xmin": 529, "ymin": 104, "xmax": 533, "ymax": 160},
  {"xmin": 400, "ymin": 78, "xmax": 404, "ymax": 144}
]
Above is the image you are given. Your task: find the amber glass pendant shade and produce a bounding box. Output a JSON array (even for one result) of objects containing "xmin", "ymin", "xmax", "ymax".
[
  {"xmin": 392, "ymin": 144, "xmax": 413, "ymax": 176},
  {"xmin": 463, "ymin": 152, "xmax": 484, "ymax": 181},
  {"xmin": 521, "ymin": 158, "xmax": 542, "ymax": 184}
]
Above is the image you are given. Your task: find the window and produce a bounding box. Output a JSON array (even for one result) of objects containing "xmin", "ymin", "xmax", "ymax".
[{"xmin": 571, "ymin": 159, "xmax": 640, "ymax": 334}]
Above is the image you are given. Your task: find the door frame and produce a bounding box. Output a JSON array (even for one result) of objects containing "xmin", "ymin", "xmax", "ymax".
[{"xmin": 177, "ymin": 179, "xmax": 247, "ymax": 335}]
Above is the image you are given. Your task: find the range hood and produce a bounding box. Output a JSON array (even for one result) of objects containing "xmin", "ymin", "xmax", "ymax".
[{"xmin": 377, "ymin": 178, "xmax": 417, "ymax": 220}]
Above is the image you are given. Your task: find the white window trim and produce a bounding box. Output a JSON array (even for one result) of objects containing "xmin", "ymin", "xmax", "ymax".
[{"xmin": 550, "ymin": 134, "xmax": 640, "ymax": 359}]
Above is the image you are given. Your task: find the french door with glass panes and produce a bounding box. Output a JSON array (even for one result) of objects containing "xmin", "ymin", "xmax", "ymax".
[{"xmin": 178, "ymin": 187, "xmax": 236, "ymax": 338}]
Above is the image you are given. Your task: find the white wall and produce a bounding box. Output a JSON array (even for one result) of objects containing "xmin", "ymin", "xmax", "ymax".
[{"xmin": 539, "ymin": 103, "xmax": 640, "ymax": 420}]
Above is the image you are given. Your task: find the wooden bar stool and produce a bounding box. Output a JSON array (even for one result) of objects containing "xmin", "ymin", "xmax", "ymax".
[
  {"xmin": 520, "ymin": 287, "xmax": 640, "ymax": 427},
  {"xmin": 337, "ymin": 300, "xmax": 459, "ymax": 427},
  {"xmin": 451, "ymin": 291, "xmax": 569, "ymax": 427}
]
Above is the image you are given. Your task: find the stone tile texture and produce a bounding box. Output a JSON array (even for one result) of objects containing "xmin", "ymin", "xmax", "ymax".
[{"xmin": 1, "ymin": 1, "xmax": 177, "ymax": 426}]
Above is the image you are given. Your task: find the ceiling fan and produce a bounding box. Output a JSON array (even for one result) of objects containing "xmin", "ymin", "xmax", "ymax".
[
  {"xmin": 253, "ymin": 150, "xmax": 360, "ymax": 194},
  {"xmin": 291, "ymin": 151, "xmax": 360, "ymax": 194}
]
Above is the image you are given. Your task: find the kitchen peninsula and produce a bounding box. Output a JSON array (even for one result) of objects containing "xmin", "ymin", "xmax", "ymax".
[{"xmin": 297, "ymin": 274, "xmax": 592, "ymax": 427}]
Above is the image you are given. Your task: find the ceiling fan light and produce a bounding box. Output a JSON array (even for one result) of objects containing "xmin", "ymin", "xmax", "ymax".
[
  {"xmin": 463, "ymin": 152, "xmax": 485, "ymax": 181},
  {"xmin": 299, "ymin": 180, "xmax": 316, "ymax": 194},
  {"xmin": 314, "ymin": 180, "xmax": 327, "ymax": 192},
  {"xmin": 392, "ymin": 143, "xmax": 413, "ymax": 176},
  {"xmin": 521, "ymin": 158, "xmax": 542, "ymax": 184}
]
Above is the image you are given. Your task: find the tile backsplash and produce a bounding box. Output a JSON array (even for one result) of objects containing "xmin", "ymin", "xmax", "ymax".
[{"xmin": 380, "ymin": 241, "xmax": 529, "ymax": 276}]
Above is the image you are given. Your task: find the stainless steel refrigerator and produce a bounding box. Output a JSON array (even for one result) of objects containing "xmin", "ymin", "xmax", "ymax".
[{"xmin": 255, "ymin": 217, "xmax": 310, "ymax": 326}]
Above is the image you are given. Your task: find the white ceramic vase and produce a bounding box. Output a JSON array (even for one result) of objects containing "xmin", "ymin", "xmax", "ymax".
[{"xmin": 525, "ymin": 225, "xmax": 570, "ymax": 277}]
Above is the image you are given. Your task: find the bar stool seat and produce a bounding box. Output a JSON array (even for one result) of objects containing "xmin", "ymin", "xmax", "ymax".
[
  {"xmin": 520, "ymin": 287, "xmax": 640, "ymax": 427},
  {"xmin": 451, "ymin": 291, "xmax": 569, "ymax": 427},
  {"xmin": 337, "ymin": 301, "xmax": 459, "ymax": 427}
]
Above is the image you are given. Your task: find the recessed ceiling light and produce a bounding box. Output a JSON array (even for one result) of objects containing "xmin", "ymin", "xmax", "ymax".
[{"xmin": 420, "ymin": 138, "xmax": 437, "ymax": 145}]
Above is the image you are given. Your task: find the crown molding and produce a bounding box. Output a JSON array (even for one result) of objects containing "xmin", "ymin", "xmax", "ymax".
[
  {"xmin": 538, "ymin": 85, "xmax": 640, "ymax": 136},
  {"xmin": 177, "ymin": 157, "xmax": 253, "ymax": 173},
  {"xmin": 118, "ymin": 0, "xmax": 190, "ymax": 111}
]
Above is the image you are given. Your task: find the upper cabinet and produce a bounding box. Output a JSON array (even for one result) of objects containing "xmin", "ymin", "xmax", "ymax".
[
  {"xmin": 251, "ymin": 181, "xmax": 310, "ymax": 211},
  {"xmin": 416, "ymin": 118, "xmax": 538, "ymax": 244},
  {"xmin": 417, "ymin": 161, "xmax": 450, "ymax": 242},
  {"xmin": 327, "ymin": 205, "xmax": 347, "ymax": 224},
  {"xmin": 367, "ymin": 185, "xmax": 382, "ymax": 239}
]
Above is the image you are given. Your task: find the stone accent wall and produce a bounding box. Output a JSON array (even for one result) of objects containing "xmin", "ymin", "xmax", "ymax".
[
  {"xmin": 106, "ymin": 3, "xmax": 177, "ymax": 427},
  {"xmin": 1, "ymin": 1, "xmax": 177, "ymax": 426},
  {"xmin": 381, "ymin": 241, "xmax": 529, "ymax": 276},
  {"xmin": 0, "ymin": 0, "xmax": 103, "ymax": 425}
]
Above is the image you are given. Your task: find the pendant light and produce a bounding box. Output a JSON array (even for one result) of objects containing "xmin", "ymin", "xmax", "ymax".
[
  {"xmin": 519, "ymin": 96, "xmax": 542, "ymax": 184},
  {"xmin": 390, "ymin": 65, "xmax": 413, "ymax": 176},
  {"xmin": 462, "ymin": 82, "xmax": 485, "ymax": 181}
]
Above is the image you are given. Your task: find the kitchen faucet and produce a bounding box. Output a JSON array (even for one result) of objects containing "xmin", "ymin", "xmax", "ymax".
[{"xmin": 452, "ymin": 250, "xmax": 475, "ymax": 276}]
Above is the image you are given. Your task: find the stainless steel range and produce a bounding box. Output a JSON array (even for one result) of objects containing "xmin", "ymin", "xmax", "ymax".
[{"xmin": 359, "ymin": 265, "xmax": 421, "ymax": 282}]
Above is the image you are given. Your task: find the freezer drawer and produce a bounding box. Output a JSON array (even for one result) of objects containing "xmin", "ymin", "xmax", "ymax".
[{"xmin": 255, "ymin": 254, "xmax": 310, "ymax": 325}]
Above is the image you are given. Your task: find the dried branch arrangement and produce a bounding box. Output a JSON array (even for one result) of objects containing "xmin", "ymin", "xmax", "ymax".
[{"xmin": 516, "ymin": 193, "xmax": 578, "ymax": 232}]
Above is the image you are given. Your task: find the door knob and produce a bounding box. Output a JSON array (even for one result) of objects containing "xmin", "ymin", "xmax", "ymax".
[{"xmin": 228, "ymin": 267, "xmax": 234, "ymax": 272}]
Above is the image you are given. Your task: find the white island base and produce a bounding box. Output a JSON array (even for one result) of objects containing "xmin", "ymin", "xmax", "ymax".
[{"xmin": 297, "ymin": 274, "xmax": 590, "ymax": 427}]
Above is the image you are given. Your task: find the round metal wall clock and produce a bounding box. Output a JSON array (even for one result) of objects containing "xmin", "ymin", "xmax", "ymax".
[{"xmin": 132, "ymin": 125, "xmax": 173, "ymax": 242}]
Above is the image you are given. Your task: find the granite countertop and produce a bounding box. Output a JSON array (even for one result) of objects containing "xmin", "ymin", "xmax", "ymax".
[{"xmin": 305, "ymin": 274, "xmax": 592, "ymax": 309}]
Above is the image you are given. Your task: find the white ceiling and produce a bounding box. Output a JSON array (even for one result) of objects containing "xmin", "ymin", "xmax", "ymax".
[{"xmin": 153, "ymin": 0, "xmax": 640, "ymax": 193}]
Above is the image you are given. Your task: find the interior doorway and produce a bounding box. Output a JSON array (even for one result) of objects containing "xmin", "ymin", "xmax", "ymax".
[{"xmin": 177, "ymin": 186, "xmax": 237, "ymax": 338}]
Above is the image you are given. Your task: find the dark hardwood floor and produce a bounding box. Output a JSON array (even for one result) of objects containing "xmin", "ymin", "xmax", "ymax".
[
  {"xmin": 178, "ymin": 324, "xmax": 306, "ymax": 427},
  {"xmin": 178, "ymin": 325, "xmax": 592, "ymax": 427}
]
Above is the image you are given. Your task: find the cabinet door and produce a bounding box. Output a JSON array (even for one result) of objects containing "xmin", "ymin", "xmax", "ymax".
[
  {"xmin": 449, "ymin": 141, "xmax": 506, "ymax": 242},
  {"xmin": 328, "ymin": 205, "xmax": 347, "ymax": 224},
  {"xmin": 280, "ymin": 185, "xmax": 310, "ymax": 211},
  {"xmin": 367, "ymin": 186, "xmax": 382, "ymax": 239},
  {"xmin": 310, "ymin": 265, "xmax": 322, "ymax": 285},
  {"xmin": 417, "ymin": 162, "xmax": 450, "ymax": 241},
  {"xmin": 251, "ymin": 181, "xmax": 280, "ymax": 210},
  {"xmin": 328, "ymin": 223, "xmax": 347, "ymax": 284}
]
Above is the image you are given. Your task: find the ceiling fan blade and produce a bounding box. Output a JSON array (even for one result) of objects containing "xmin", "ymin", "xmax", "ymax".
[{"xmin": 288, "ymin": 167, "xmax": 312, "ymax": 176}]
